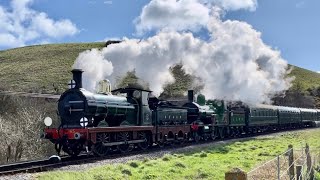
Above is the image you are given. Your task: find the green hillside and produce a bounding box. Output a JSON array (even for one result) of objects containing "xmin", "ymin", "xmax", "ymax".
[
  {"xmin": 0, "ymin": 43, "xmax": 319, "ymax": 94},
  {"xmin": 288, "ymin": 65, "xmax": 320, "ymax": 91},
  {"xmin": 0, "ymin": 43, "xmax": 105, "ymax": 93}
]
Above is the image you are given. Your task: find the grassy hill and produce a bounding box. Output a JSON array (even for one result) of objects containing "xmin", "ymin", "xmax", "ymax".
[
  {"xmin": 288, "ymin": 65, "xmax": 320, "ymax": 91},
  {"xmin": 0, "ymin": 43, "xmax": 320, "ymax": 94},
  {"xmin": 0, "ymin": 43, "xmax": 105, "ymax": 94}
]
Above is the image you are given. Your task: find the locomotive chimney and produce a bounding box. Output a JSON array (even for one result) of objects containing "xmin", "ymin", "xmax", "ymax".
[
  {"xmin": 71, "ymin": 69, "xmax": 83, "ymax": 89},
  {"xmin": 188, "ymin": 90, "xmax": 194, "ymax": 103}
]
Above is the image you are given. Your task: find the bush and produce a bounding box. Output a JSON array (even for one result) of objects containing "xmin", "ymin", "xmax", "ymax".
[{"xmin": 0, "ymin": 95, "xmax": 57, "ymax": 164}]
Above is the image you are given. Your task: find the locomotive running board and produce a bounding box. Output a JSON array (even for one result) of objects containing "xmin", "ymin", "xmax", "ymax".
[{"xmin": 102, "ymin": 139, "xmax": 146, "ymax": 146}]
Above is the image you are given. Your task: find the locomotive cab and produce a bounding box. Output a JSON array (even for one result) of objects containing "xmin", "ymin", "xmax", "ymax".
[{"xmin": 112, "ymin": 86, "xmax": 152, "ymax": 126}]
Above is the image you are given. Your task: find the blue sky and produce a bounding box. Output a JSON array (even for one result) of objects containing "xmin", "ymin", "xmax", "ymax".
[{"xmin": 0, "ymin": 0, "xmax": 319, "ymax": 72}]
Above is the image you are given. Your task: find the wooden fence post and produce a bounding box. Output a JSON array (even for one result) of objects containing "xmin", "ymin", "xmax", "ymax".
[
  {"xmin": 225, "ymin": 168, "xmax": 247, "ymax": 180},
  {"xmin": 305, "ymin": 143, "xmax": 314, "ymax": 179},
  {"xmin": 288, "ymin": 144, "xmax": 294, "ymax": 179},
  {"xmin": 296, "ymin": 165, "xmax": 302, "ymax": 180}
]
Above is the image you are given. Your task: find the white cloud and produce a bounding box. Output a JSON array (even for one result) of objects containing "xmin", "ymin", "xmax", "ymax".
[
  {"xmin": 0, "ymin": 0, "xmax": 79, "ymax": 49},
  {"xmin": 104, "ymin": 1, "xmax": 113, "ymax": 5},
  {"xmin": 101, "ymin": 37, "xmax": 123, "ymax": 42},
  {"xmin": 88, "ymin": 1, "xmax": 96, "ymax": 5},
  {"xmin": 135, "ymin": 0, "xmax": 210, "ymax": 35},
  {"xmin": 135, "ymin": 0, "xmax": 258, "ymax": 35},
  {"xmin": 207, "ymin": 0, "xmax": 257, "ymax": 11},
  {"xmin": 31, "ymin": 12, "xmax": 78, "ymax": 38}
]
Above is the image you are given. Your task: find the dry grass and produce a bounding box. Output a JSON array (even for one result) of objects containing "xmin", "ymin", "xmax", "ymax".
[{"xmin": 0, "ymin": 95, "xmax": 57, "ymax": 164}]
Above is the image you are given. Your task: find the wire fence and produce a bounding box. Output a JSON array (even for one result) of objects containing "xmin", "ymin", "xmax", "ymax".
[{"xmin": 247, "ymin": 144, "xmax": 320, "ymax": 180}]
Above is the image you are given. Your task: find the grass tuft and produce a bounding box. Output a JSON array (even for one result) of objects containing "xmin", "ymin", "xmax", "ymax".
[
  {"xmin": 121, "ymin": 169, "xmax": 132, "ymax": 176},
  {"xmin": 129, "ymin": 161, "xmax": 139, "ymax": 168},
  {"xmin": 258, "ymin": 152, "xmax": 271, "ymax": 156},
  {"xmin": 200, "ymin": 151, "xmax": 207, "ymax": 158},
  {"xmin": 174, "ymin": 161, "xmax": 186, "ymax": 168},
  {"xmin": 162, "ymin": 154, "xmax": 172, "ymax": 161}
]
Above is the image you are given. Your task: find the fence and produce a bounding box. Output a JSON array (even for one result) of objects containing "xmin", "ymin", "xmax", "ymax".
[{"xmin": 225, "ymin": 143, "xmax": 320, "ymax": 180}]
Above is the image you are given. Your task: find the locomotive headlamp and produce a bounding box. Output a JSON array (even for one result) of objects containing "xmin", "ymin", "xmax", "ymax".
[{"xmin": 44, "ymin": 117, "xmax": 53, "ymax": 127}]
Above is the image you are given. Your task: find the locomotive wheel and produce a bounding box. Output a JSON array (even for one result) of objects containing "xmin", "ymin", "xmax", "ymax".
[
  {"xmin": 138, "ymin": 132, "xmax": 149, "ymax": 150},
  {"xmin": 210, "ymin": 131, "xmax": 217, "ymax": 140},
  {"xmin": 157, "ymin": 141, "xmax": 165, "ymax": 148},
  {"xmin": 176, "ymin": 138, "xmax": 186, "ymax": 145},
  {"xmin": 117, "ymin": 132, "xmax": 133, "ymax": 153},
  {"xmin": 93, "ymin": 133, "xmax": 111, "ymax": 157},
  {"xmin": 68, "ymin": 147, "xmax": 81, "ymax": 157},
  {"xmin": 176, "ymin": 132, "xmax": 186, "ymax": 145},
  {"xmin": 60, "ymin": 140, "xmax": 81, "ymax": 157},
  {"xmin": 194, "ymin": 132, "xmax": 200, "ymax": 143},
  {"xmin": 219, "ymin": 128, "xmax": 225, "ymax": 139}
]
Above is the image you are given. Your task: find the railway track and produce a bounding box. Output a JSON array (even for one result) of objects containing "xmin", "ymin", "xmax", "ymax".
[
  {"xmin": 0, "ymin": 127, "xmax": 315, "ymax": 177},
  {"xmin": 0, "ymin": 156, "xmax": 73, "ymax": 176}
]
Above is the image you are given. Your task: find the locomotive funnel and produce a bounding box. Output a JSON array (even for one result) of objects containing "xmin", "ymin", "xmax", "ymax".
[
  {"xmin": 71, "ymin": 69, "xmax": 83, "ymax": 89},
  {"xmin": 188, "ymin": 90, "xmax": 194, "ymax": 103}
]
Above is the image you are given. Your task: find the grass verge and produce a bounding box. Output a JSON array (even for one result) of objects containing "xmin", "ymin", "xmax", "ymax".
[{"xmin": 37, "ymin": 128, "xmax": 320, "ymax": 180}]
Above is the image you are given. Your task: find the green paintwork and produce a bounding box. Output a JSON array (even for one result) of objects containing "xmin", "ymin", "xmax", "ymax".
[
  {"xmin": 248, "ymin": 108, "xmax": 278, "ymax": 126},
  {"xmin": 300, "ymin": 108, "xmax": 317, "ymax": 122},
  {"xmin": 277, "ymin": 106, "xmax": 301, "ymax": 124},
  {"xmin": 156, "ymin": 108, "xmax": 188, "ymax": 125},
  {"xmin": 229, "ymin": 111, "xmax": 246, "ymax": 126},
  {"xmin": 81, "ymin": 89, "xmax": 138, "ymax": 126},
  {"xmin": 207, "ymin": 100, "xmax": 227, "ymax": 126}
]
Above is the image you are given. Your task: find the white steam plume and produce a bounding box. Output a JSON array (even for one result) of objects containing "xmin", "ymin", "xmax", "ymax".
[
  {"xmin": 73, "ymin": 0, "xmax": 292, "ymax": 105},
  {"xmin": 73, "ymin": 49, "xmax": 113, "ymax": 91}
]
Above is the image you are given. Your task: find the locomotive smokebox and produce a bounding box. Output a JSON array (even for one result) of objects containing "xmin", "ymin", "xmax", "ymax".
[
  {"xmin": 71, "ymin": 69, "xmax": 83, "ymax": 89},
  {"xmin": 188, "ymin": 90, "xmax": 194, "ymax": 103}
]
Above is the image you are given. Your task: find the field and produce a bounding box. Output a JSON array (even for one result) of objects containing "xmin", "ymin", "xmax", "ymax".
[
  {"xmin": 36, "ymin": 128, "xmax": 320, "ymax": 180},
  {"xmin": 1, "ymin": 43, "xmax": 320, "ymax": 94}
]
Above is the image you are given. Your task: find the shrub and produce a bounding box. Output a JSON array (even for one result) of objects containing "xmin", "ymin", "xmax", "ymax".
[{"xmin": 0, "ymin": 95, "xmax": 56, "ymax": 164}]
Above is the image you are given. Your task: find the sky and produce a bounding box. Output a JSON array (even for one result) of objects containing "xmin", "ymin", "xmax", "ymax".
[{"xmin": 0, "ymin": 0, "xmax": 319, "ymax": 72}]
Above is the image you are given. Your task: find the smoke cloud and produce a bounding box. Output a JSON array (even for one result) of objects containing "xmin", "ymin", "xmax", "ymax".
[
  {"xmin": 73, "ymin": 0, "xmax": 292, "ymax": 105},
  {"xmin": 73, "ymin": 49, "xmax": 113, "ymax": 91}
]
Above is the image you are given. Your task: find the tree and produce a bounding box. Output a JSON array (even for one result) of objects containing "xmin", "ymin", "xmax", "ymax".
[
  {"xmin": 160, "ymin": 64, "xmax": 204, "ymax": 98},
  {"xmin": 272, "ymin": 82, "xmax": 315, "ymax": 108}
]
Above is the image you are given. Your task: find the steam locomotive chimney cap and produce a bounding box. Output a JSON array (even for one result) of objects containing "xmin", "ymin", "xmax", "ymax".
[{"xmin": 72, "ymin": 69, "xmax": 83, "ymax": 72}]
